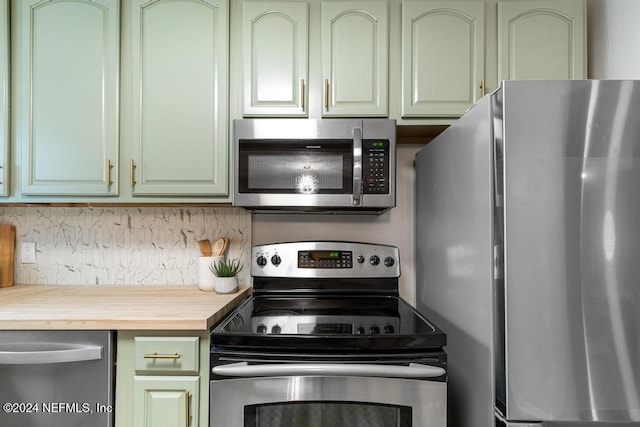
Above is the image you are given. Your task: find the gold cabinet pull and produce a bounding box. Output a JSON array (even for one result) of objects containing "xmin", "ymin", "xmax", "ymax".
[
  {"xmin": 185, "ymin": 390, "xmax": 190, "ymax": 427},
  {"xmin": 143, "ymin": 352, "xmax": 181, "ymax": 359},
  {"xmin": 301, "ymin": 79, "xmax": 305, "ymax": 110},
  {"xmin": 106, "ymin": 160, "xmax": 114, "ymax": 186},
  {"xmin": 324, "ymin": 78, "xmax": 329, "ymax": 110},
  {"xmin": 480, "ymin": 78, "xmax": 486, "ymax": 97},
  {"xmin": 130, "ymin": 160, "xmax": 136, "ymax": 188}
]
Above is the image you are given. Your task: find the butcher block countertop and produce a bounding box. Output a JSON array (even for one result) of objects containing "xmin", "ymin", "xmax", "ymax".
[{"xmin": 0, "ymin": 284, "xmax": 251, "ymax": 330}]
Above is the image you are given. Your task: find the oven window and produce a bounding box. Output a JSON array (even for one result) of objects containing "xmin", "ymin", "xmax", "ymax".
[{"xmin": 244, "ymin": 401, "xmax": 411, "ymax": 427}]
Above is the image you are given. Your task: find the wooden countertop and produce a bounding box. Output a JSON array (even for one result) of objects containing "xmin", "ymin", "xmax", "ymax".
[{"xmin": 0, "ymin": 284, "xmax": 251, "ymax": 330}]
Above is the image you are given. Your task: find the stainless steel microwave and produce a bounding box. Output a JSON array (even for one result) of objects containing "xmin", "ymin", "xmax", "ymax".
[{"xmin": 233, "ymin": 119, "xmax": 396, "ymax": 213}]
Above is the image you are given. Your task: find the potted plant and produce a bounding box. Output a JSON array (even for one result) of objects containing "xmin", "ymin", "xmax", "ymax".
[{"xmin": 209, "ymin": 258, "xmax": 243, "ymax": 294}]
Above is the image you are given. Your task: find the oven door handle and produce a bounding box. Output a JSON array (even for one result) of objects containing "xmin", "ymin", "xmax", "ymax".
[
  {"xmin": 212, "ymin": 362, "xmax": 445, "ymax": 378},
  {"xmin": 352, "ymin": 127, "xmax": 362, "ymax": 206}
]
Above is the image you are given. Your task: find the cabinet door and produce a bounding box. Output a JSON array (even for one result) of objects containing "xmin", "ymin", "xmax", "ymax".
[
  {"xmin": 242, "ymin": 2, "xmax": 308, "ymax": 117},
  {"xmin": 0, "ymin": 0, "xmax": 7, "ymax": 196},
  {"xmin": 133, "ymin": 376, "xmax": 199, "ymax": 427},
  {"xmin": 401, "ymin": 1, "xmax": 485, "ymax": 117},
  {"xmin": 130, "ymin": 0, "xmax": 229, "ymax": 196},
  {"xmin": 321, "ymin": 1, "xmax": 388, "ymax": 117},
  {"xmin": 498, "ymin": 0, "xmax": 586, "ymax": 81},
  {"xmin": 16, "ymin": 0, "xmax": 119, "ymax": 196}
]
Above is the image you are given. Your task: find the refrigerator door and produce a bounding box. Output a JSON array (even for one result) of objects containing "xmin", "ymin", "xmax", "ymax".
[
  {"xmin": 500, "ymin": 80, "xmax": 640, "ymax": 422},
  {"xmin": 415, "ymin": 95, "xmax": 496, "ymax": 427}
]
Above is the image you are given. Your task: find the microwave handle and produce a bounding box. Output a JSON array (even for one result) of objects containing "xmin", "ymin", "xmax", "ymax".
[{"xmin": 352, "ymin": 127, "xmax": 362, "ymax": 206}]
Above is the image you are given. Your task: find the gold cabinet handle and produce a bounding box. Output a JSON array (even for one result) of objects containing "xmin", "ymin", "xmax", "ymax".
[
  {"xmin": 480, "ymin": 78, "xmax": 486, "ymax": 97},
  {"xmin": 106, "ymin": 160, "xmax": 114, "ymax": 186},
  {"xmin": 324, "ymin": 78, "xmax": 329, "ymax": 110},
  {"xmin": 143, "ymin": 352, "xmax": 181, "ymax": 359},
  {"xmin": 301, "ymin": 79, "xmax": 305, "ymax": 110},
  {"xmin": 130, "ymin": 160, "xmax": 136, "ymax": 188},
  {"xmin": 185, "ymin": 390, "xmax": 190, "ymax": 427}
]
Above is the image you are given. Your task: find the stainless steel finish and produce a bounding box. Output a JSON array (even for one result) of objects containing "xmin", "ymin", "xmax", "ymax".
[
  {"xmin": 415, "ymin": 94, "xmax": 495, "ymax": 427},
  {"xmin": 251, "ymin": 241, "xmax": 400, "ymax": 278},
  {"xmin": 210, "ymin": 375, "xmax": 446, "ymax": 427},
  {"xmin": 0, "ymin": 343, "xmax": 103, "ymax": 364},
  {"xmin": 415, "ymin": 80, "xmax": 640, "ymax": 425},
  {"xmin": 212, "ymin": 362, "xmax": 446, "ymax": 378},
  {"xmin": 233, "ymin": 118, "xmax": 396, "ymax": 213},
  {"xmin": 352, "ymin": 127, "xmax": 362, "ymax": 206},
  {"xmin": 0, "ymin": 330, "xmax": 114, "ymax": 427}
]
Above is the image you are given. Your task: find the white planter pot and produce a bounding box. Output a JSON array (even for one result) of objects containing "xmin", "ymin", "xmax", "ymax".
[{"xmin": 214, "ymin": 276, "xmax": 239, "ymax": 294}]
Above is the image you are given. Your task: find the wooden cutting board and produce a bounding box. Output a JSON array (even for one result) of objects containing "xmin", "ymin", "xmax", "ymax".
[{"xmin": 0, "ymin": 224, "xmax": 15, "ymax": 287}]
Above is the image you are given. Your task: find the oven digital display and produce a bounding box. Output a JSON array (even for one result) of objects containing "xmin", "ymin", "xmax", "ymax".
[
  {"xmin": 311, "ymin": 251, "xmax": 339, "ymax": 259},
  {"xmin": 298, "ymin": 250, "xmax": 353, "ymax": 268}
]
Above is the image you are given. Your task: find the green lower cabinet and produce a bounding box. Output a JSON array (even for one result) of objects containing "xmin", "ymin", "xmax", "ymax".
[
  {"xmin": 133, "ymin": 376, "xmax": 199, "ymax": 427},
  {"xmin": 115, "ymin": 331, "xmax": 210, "ymax": 427}
]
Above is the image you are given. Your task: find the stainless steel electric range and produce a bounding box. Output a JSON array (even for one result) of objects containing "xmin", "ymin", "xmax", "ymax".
[{"xmin": 210, "ymin": 241, "xmax": 447, "ymax": 427}]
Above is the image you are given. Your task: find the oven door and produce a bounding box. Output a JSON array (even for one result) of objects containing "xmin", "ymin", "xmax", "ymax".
[{"xmin": 210, "ymin": 363, "xmax": 446, "ymax": 427}]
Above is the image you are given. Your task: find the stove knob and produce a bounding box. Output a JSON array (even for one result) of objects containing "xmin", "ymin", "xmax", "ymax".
[
  {"xmin": 369, "ymin": 255, "xmax": 380, "ymax": 266},
  {"xmin": 369, "ymin": 326, "xmax": 380, "ymax": 334},
  {"xmin": 256, "ymin": 255, "xmax": 267, "ymax": 267},
  {"xmin": 271, "ymin": 325, "xmax": 282, "ymax": 334},
  {"xmin": 270, "ymin": 254, "xmax": 281, "ymax": 266},
  {"xmin": 356, "ymin": 327, "xmax": 365, "ymax": 335},
  {"xmin": 384, "ymin": 257, "xmax": 395, "ymax": 267},
  {"xmin": 257, "ymin": 324, "xmax": 267, "ymax": 334},
  {"xmin": 357, "ymin": 255, "xmax": 365, "ymax": 264},
  {"xmin": 384, "ymin": 325, "xmax": 395, "ymax": 334}
]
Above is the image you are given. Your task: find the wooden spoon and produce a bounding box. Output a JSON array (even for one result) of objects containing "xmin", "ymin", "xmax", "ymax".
[
  {"xmin": 212, "ymin": 237, "xmax": 226, "ymax": 257},
  {"xmin": 197, "ymin": 239, "xmax": 212, "ymax": 257},
  {"xmin": 221, "ymin": 237, "xmax": 230, "ymax": 256}
]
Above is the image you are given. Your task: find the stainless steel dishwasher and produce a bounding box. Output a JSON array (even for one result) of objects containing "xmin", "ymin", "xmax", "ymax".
[{"xmin": 0, "ymin": 330, "xmax": 114, "ymax": 427}]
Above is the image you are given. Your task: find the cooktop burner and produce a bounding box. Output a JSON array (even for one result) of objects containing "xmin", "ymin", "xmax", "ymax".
[{"xmin": 211, "ymin": 241, "xmax": 446, "ymax": 353}]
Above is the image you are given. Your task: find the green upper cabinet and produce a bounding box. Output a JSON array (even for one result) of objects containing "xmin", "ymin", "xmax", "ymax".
[
  {"xmin": 0, "ymin": 0, "xmax": 8, "ymax": 197},
  {"xmin": 129, "ymin": 0, "xmax": 229, "ymax": 197},
  {"xmin": 498, "ymin": 0, "xmax": 586, "ymax": 81},
  {"xmin": 241, "ymin": 2, "xmax": 309, "ymax": 117},
  {"xmin": 321, "ymin": 1, "xmax": 388, "ymax": 117},
  {"xmin": 401, "ymin": 1, "xmax": 485, "ymax": 118},
  {"xmin": 15, "ymin": 0, "xmax": 119, "ymax": 196}
]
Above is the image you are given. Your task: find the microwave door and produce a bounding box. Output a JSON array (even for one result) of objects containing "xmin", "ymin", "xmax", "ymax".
[{"xmin": 352, "ymin": 127, "xmax": 362, "ymax": 207}]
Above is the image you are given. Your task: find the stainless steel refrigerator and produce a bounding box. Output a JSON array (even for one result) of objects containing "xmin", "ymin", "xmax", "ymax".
[{"xmin": 415, "ymin": 80, "xmax": 640, "ymax": 427}]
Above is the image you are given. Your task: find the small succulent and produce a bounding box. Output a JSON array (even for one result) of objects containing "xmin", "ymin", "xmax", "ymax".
[{"xmin": 209, "ymin": 258, "xmax": 243, "ymax": 277}]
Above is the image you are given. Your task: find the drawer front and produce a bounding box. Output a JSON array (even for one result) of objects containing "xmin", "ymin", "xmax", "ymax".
[{"xmin": 134, "ymin": 336, "xmax": 199, "ymax": 374}]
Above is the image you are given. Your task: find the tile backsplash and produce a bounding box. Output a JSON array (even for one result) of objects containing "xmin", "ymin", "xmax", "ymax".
[{"xmin": 0, "ymin": 207, "xmax": 251, "ymax": 286}]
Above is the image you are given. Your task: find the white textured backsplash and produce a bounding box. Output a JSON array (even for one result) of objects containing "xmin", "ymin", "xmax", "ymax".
[{"xmin": 0, "ymin": 207, "xmax": 251, "ymax": 286}]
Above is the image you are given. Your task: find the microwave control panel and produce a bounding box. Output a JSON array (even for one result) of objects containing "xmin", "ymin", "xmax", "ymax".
[{"xmin": 363, "ymin": 140, "xmax": 390, "ymax": 194}]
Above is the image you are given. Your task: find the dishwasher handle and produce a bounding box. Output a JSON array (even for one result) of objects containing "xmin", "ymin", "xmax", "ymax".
[
  {"xmin": 0, "ymin": 343, "xmax": 103, "ymax": 364},
  {"xmin": 213, "ymin": 362, "xmax": 445, "ymax": 379}
]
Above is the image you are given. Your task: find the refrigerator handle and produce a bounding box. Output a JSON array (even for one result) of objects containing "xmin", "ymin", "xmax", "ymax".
[{"xmin": 493, "ymin": 244, "xmax": 504, "ymax": 280}]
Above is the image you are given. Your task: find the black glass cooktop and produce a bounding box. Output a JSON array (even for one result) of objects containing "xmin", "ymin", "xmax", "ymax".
[{"xmin": 211, "ymin": 295, "xmax": 446, "ymax": 352}]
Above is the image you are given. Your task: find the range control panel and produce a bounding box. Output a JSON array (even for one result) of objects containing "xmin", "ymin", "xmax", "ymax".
[
  {"xmin": 251, "ymin": 315, "xmax": 400, "ymax": 336},
  {"xmin": 251, "ymin": 241, "xmax": 400, "ymax": 279}
]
